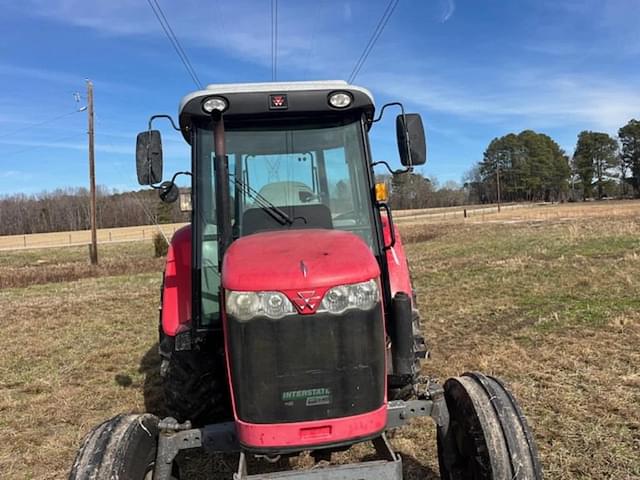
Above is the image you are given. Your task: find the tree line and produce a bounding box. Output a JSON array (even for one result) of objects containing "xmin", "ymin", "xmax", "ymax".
[
  {"xmin": 466, "ymin": 118, "xmax": 640, "ymax": 203},
  {"xmin": 0, "ymin": 187, "xmax": 187, "ymax": 236},
  {"xmin": 3, "ymin": 118, "xmax": 639, "ymax": 235},
  {"xmin": 386, "ymin": 174, "xmax": 466, "ymax": 210}
]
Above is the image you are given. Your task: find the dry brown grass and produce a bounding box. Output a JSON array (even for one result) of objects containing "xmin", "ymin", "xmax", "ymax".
[
  {"xmin": 0, "ymin": 206, "xmax": 639, "ymax": 479},
  {"xmin": 396, "ymin": 199, "xmax": 640, "ymax": 227},
  {"xmin": 0, "ymin": 243, "xmax": 164, "ymax": 289}
]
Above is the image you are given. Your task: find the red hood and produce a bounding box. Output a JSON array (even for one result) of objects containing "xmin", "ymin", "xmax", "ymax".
[{"xmin": 222, "ymin": 229, "xmax": 380, "ymax": 294}]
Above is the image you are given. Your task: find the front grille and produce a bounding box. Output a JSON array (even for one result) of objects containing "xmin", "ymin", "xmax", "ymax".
[{"xmin": 226, "ymin": 305, "xmax": 385, "ymax": 424}]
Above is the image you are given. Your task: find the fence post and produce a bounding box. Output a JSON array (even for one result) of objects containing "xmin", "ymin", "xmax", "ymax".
[
  {"xmin": 23, "ymin": 235, "xmax": 26, "ymax": 248},
  {"xmin": 69, "ymin": 234, "xmax": 72, "ymax": 245},
  {"xmin": 109, "ymin": 231, "xmax": 112, "ymax": 242}
]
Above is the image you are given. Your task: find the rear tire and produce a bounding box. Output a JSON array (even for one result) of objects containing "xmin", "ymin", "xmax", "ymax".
[
  {"xmin": 437, "ymin": 372, "xmax": 543, "ymax": 480},
  {"xmin": 160, "ymin": 333, "xmax": 229, "ymax": 425},
  {"xmin": 69, "ymin": 414, "xmax": 174, "ymax": 480}
]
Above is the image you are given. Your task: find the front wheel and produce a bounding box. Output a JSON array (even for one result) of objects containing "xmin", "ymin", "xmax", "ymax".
[
  {"xmin": 69, "ymin": 413, "xmax": 177, "ymax": 480},
  {"xmin": 437, "ymin": 372, "xmax": 543, "ymax": 480}
]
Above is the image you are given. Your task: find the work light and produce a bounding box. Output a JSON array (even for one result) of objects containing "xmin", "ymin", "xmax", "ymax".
[
  {"xmin": 202, "ymin": 96, "xmax": 228, "ymax": 113},
  {"xmin": 328, "ymin": 92, "xmax": 352, "ymax": 108}
]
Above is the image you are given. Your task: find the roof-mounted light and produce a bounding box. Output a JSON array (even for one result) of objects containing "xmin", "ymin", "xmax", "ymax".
[
  {"xmin": 328, "ymin": 91, "xmax": 352, "ymax": 109},
  {"xmin": 202, "ymin": 96, "xmax": 228, "ymax": 113}
]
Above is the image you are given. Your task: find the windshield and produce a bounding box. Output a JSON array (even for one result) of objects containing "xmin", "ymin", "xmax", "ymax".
[{"xmin": 194, "ymin": 120, "xmax": 378, "ymax": 324}]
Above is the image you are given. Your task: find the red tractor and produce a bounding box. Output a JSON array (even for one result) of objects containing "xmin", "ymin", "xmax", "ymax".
[{"xmin": 70, "ymin": 81, "xmax": 542, "ymax": 479}]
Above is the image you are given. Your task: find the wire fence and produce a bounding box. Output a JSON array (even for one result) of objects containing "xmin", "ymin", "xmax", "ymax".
[{"xmin": 0, "ymin": 223, "xmax": 187, "ymax": 251}]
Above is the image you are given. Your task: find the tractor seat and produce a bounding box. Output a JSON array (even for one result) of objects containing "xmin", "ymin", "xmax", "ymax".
[{"xmin": 256, "ymin": 181, "xmax": 319, "ymax": 206}]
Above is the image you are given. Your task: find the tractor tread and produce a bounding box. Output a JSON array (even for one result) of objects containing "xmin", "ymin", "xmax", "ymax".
[
  {"xmin": 69, "ymin": 414, "xmax": 159, "ymax": 480},
  {"xmin": 161, "ymin": 335, "xmax": 229, "ymax": 425}
]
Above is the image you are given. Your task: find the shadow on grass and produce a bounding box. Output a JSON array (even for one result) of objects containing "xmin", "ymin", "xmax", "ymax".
[
  {"xmin": 401, "ymin": 454, "xmax": 440, "ymax": 479},
  {"xmin": 138, "ymin": 342, "xmax": 169, "ymax": 418}
]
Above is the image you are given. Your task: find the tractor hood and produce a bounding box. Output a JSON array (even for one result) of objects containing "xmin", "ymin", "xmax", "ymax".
[{"xmin": 222, "ymin": 229, "xmax": 380, "ymax": 293}]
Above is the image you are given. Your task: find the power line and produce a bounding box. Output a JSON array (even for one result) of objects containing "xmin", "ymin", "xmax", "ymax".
[
  {"xmin": 146, "ymin": 0, "xmax": 203, "ymax": 89},
  {"xmin": 151, "ymin": 0, "xmax": 202, "ymax": 87},
  {"xmin": 348, "ymin": 0, "xmax": 400, "ymax": 84},
  {"xmin": 271, "ymin": 0, "xmax": 278, "ymax": 81},
  {"xmin": 304, "ymin": 1, "xmax": 324, "ymax": 80},
  {"xmin": 0, "ymin": 110, "xmax": 81, "ymax": 140}
]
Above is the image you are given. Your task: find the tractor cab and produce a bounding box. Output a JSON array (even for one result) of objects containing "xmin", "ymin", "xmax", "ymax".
[{"xmin": 137, "ymin": 81, "xmax": 425, "ymax": 330}]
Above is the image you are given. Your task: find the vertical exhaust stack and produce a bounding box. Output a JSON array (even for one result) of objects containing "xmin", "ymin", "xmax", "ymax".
[{"xmin": 212, "ymin": 112, "xmax": 232, "ymax": 255}]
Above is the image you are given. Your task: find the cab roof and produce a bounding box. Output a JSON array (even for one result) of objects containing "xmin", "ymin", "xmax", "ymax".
[
  {"xmin": 177, "ymin": 80, "xmax": 376, "ymax": 141},
  {"xmin": 178, "ymin": 80, "xmax": 375, "ymax": 115}
]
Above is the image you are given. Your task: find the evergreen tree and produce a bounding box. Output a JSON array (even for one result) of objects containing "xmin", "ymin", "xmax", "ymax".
[
  {"xmin": 618, "ymin": 119, "xmax": 640, "ymax": 197},
  {"xmin": 573, "ymin": 131, "xmax": 618, "ymax": 199},
  {"xmin": 478, "ymin": 130, "xmax": 569, "ymax": 202}
]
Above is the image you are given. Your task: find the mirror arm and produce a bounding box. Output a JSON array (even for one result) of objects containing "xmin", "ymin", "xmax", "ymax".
[
  {"xmin": 371, "ymin": 102, "xmax": 414, "ymax": 167},
  {"xmin": 372, "ymin": 102, "xmax": 405, "ymax": 123},
  {"xmin": 143, "ymin": 115, "xmax": 180, "ymax": 189},
  {"xmin": 150, "ymin": 170, "xmax": 191, "ymax": 191},
  {"xmin": 148, "ymin": 114, "xmax": 181, "ymax": 132},
  {"xmin": 169, "ymin": 171, "xmax": 192, "ymax": 183},
  {"xmin": 372, "ymin": 160, "xmax": 412, "ymax": 176}
]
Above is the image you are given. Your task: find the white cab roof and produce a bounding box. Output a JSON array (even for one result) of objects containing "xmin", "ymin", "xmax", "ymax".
[{"xmin": 179, "ymin": 80, "xmax": 375, "ymax": 114}]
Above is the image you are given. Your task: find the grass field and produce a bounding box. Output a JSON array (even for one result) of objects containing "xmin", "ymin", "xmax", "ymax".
[{"xmin": 0, "ymin": 202, "xmax": 639, "ymax": 479}]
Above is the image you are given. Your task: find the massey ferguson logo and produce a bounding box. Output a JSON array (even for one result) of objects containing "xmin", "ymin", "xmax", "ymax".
[
  {"xmin": 269, "ymin": 94, "xmax": 288, "ymax": 110},
  {"xmin": 293, "ymin": 290, "xmax": 321, "ymax": 313}
]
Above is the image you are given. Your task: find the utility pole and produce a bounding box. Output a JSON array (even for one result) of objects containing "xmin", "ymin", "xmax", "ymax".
[
  {"xmin": 496, "ymin": 162, "xmax": 502, "ymax": 213},
  {"xmin": 87, "ymin": 79, "xmax": 98, "ymax": 265}
]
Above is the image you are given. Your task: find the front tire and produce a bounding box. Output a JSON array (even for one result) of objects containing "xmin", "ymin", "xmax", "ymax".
[
  {"xmin": 437, "ymin": 372, "xmax": 543, "ymax": 480},
  {"xmin": 69, "ymin": 414, "xmax": 166, "ymax": 480}
]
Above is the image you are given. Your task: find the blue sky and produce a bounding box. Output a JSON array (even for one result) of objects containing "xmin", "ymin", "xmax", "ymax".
[{"xmin": 0, "ymin": 0, "xmax": 639, "ymax": 194}]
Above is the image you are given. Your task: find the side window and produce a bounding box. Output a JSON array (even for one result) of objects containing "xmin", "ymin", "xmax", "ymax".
[{"xmin": 199, "ymin": 152, "xmax": 220, "ymax": 325}]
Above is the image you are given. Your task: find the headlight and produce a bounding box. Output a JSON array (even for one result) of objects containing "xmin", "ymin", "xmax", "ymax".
[
  {"xmin": 226, "ymin": 291, "xmax": 294, "ymax": 321},
  {"xmin": 320, "ymin": 279, "xmax": 379, "ymax": 314}
]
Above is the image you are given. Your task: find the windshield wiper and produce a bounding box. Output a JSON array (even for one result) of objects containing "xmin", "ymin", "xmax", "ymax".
[{"xmin": 230, "ymin": 174, "xmax": 293, "ymax": 226}]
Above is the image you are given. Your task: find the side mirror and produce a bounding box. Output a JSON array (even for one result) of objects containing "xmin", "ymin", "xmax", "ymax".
[
  {"xmin": 396, "ymin": 113, "xmax": 427, "ymax": 167},
  {"xmin": 159, "ymin": 181, "xmax": 179, "ymax": 203},
  {"xmin": 136, "ymin": 130, "xmax": 163, "ymax": 185}
]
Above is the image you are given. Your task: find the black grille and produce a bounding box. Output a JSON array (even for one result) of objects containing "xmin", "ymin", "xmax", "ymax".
[{"xmin": 227, "ymin": 305, "xmax": 385, "ymax": 424}]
